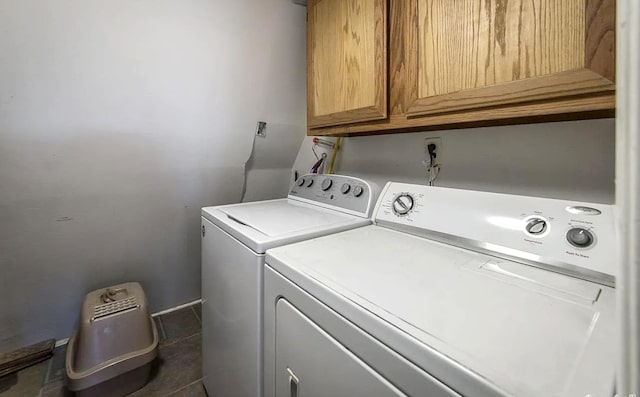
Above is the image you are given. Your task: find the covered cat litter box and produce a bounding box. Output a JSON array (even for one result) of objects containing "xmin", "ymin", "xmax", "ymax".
[{"xmin": 65, "ymin": 282, "xmax": 159, "ymax": 397}]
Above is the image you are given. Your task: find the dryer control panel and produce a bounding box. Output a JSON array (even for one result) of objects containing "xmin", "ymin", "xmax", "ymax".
[
  {"xmin": 289, "ymin": 174, "xmax": 377, "ymax": 218},
  {"xmin": 374, "ymin": 182, "xmax": 616, "ymax": 286}
]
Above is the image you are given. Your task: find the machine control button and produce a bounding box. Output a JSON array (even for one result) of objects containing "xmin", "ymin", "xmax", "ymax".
[
  {"xmin": 306, "ymin": 178, "xmax": 314, "ymax": 187},
  {"xmin": 341, "ymin": 183, "xmax": 351, "ymax": 194},
  {"xmin": 321, "ymin": 178, "xmax": 333, "ymax": 191},
  {"xmin": 566, "ymin": 228, "xmax": 595, "ymax": 248},
  {"xmin": 525, "ymin": 218, "xmax": 548, "ymax": 235},
  {"xmin": 296, "ymin": 177, "xmax": 305, "ymax": 187},
  {"xmin": 392, "ymin": 193, "xmax": 414, "ymax": 215},
  {"xmin": 353, "ymin": 186, "xmax": 365, "ymax": 197}
]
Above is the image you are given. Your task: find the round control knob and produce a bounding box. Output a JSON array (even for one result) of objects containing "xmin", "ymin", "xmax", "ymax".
[
  {"xmin": 341, "ymin": 183, "xmax": 351, "ymax": 194},
  {"xmin": 525, "ymin": 218, "xmax": 547, "ymax": 235},
  {"xmin": 353, "ymin": 186, "xmax": 364, "ymax": 197},
  {"xmin": 321, "ymin": 178, "xmax": 333, "ymax": 191},
  {"xmin": 566, "ymin": 228, "xmax": 595, "ymax": 248},
  {"xmin": 296, "ymin": 177, "xmax": 305, "ymax": 187},
  {"xmin": 306, "ymin": 178, "xmax": 314, "ymax": 187},
  {"xmin": 392, "ymin": 194, "xmax": 414, "ymax": 215}
]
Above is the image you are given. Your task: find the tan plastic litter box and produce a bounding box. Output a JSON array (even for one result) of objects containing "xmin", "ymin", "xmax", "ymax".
[{"xmin": 65, "ymin": 282, "xmax": 159, "ymax": 397}]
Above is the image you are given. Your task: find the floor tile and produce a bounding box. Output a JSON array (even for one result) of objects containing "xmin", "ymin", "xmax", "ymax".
[
  {"xmin": 192, "ymin": 304, "xmax": 201, "ymax": 323},
  {"xmin": 43, "ymin": 346, "xmax": 66, "ymax": 386},
  {"xmin": 0, "ymin": 359, "xmax": 47, "ymax": 397},
  {"xmin": 128, "ymin": 334, "xmax": 202, "ymax": 397},
  {"xmin": 40, "ymin": 380, "xmax": 72, "ymax": 397},
  {"xmin": 165, "ymin": 380, "xmax": 208, "ymax": 397},
  {"xmin": 159, "ymin": 308, "xmax": 200, "ymax": 345}
]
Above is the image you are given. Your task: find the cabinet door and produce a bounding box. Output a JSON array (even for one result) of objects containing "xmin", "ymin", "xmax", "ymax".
[
  {"xmin": 406, "ymin": 0, "xmax": 615, "ymax": 117},
  {"xmin": 275, "ymin": 299, "xmax": 406, "ymax": 397},
  {"xmin": 307, "ymin": 0, "xmax": 387, "ymax": 128}
]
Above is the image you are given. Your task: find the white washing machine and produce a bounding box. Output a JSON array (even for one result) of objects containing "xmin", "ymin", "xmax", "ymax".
[
  {"xmin": 264, "ymin": 182, "xmax": 616, "ymax": 397},
  {"xmin": 200, "ymin": 174, "xmax": 378, "ymax": 397}
]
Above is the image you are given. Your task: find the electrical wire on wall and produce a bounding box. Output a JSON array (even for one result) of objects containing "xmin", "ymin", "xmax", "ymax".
[
  {"xmin": 327, "ymin": 137, "xmax": 341, "ymax": 174},
  {"xmin": 310, "ymin": 137, "xmax": 335, "ymax": 174},
  {"xmin": 423, "ymin": 143, "xmax": 440, "ymax": 186},
  {"xmin": 240, "ymin": 122, "xmax": 266, "ymax": 202}
]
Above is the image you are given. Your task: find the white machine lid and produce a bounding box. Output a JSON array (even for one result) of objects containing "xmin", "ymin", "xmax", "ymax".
[
  {"xmin": 266, "ymin": 225, "xmax": 615, "ymax": 397},
  {"xmin": 220, "ymin": 200, "xmax": 354, "ymax": 236},
  {"xmin": 202, "ymin": 199, "xmax": 370, "ymax": 254}
]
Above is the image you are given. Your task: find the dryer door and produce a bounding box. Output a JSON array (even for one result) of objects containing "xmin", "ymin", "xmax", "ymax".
[{"xmin": 275, "ymin": 299, "xmax": 406, "ymax": 397}]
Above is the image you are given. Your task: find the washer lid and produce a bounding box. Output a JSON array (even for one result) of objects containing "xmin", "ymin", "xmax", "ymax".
[
  {"xmin": 220, "ymin": 200, "xmax": 351, "ymax": 237},
  {"xmin": 202, "ymin": 199, "xmax": 370, "ymax": 253},
  {"xmin": 266, "ymin": 225, "xmax": 616, "ymax": 397}
]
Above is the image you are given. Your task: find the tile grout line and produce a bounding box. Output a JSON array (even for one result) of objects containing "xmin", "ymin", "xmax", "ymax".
[
  {"xmin": 43, "ymin": 355, "xmax": 54, "ymax": 386},
  {"xmin": 191, "ymin": 306, "xmax": 201, "ymax": 323},
  {"xmin": 158, "ymin": 331, "xmax": 201, "ymax": 350},
  {"xmin": 156, "ymin": 316, "xmax": 168, "ymax": 341},
  {"xmin": 160, "ymin": 378, "xmax": 204, "ymax": 397}
]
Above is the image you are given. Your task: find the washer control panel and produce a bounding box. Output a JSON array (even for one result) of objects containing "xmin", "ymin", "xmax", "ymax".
[
  {"xmin": 374, "ymin": 182, "xmax": 615, "ymax": 285},
  {"xmin": 289, "ymin": 174, "xmax": 377, "ymax": 217}
]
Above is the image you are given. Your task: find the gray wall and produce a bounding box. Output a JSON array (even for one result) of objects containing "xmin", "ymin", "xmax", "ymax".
[
  {"xmin": 294, "ymin": 119, "xmax": 615, "ymax": 204},
  {"xmin": 0, "ymin": 0, "xmax": 306, "ymax": 351}
]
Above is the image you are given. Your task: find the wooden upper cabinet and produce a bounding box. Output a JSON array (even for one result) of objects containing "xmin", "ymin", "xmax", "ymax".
[
  {"xmin": 406, "ymin": 0, "xmax": 616, "ymax": 117},
  {"xmin": 307, "ymin": 0, "xmax": 388, "ymax": 128}
]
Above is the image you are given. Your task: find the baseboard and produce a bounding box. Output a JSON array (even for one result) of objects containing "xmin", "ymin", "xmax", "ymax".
[
  {"xmin": 55, "ymin": 299, "xmax": 203, "ymax": 347},
  {"xmin": 150, "ymin": 299, "xmax": 202, "ymax": 317}
]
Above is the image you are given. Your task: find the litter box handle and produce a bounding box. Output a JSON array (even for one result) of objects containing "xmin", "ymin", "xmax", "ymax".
[{"xmin": 100, "ymin": 287, "xmax": 127, "ymax": 303}]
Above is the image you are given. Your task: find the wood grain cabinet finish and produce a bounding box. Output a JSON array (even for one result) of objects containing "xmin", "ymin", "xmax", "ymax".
[
  {"xmin": 406, "ymin": 0, "xmax": 616, "ymax": 118},
  {"xmin": 307, "ymin": 0, "xmax": 615, "ymax": 136},
  {"xmin": 307, "ymin": 0, "xmax": 388, "ymax": 128}
]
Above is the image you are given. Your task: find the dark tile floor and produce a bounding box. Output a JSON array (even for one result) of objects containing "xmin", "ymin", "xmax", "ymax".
[{"xmin": 0, "ymin": 304, "xmax": 205, "ymax": 397}]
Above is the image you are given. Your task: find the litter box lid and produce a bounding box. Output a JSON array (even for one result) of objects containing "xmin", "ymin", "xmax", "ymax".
[{"xmin": 66, "ymin": 282, "xmax": 159, "ymax": 391}]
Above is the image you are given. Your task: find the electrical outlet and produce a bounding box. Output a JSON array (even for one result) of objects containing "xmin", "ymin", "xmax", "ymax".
[
  {"xmin": 424, "ymin": 137, "xmax": 442, "ymax": 166},
  {"xmin": 256, "ymin": 121, "xmax": 267, "ymax": 137}
]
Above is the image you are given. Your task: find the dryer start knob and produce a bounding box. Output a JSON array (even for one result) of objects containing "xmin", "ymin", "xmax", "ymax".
[{"xmin": 567, "ymin": 228, "xmax": 595, "ymax": 248}]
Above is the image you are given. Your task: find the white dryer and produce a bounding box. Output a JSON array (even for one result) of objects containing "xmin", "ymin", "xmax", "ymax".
[
  {"xmin": 200, "ymin": 174, "xmax": 378, "ymax": 397},
  {"xmin": 264, "ymin": 182, "xmax": 616, "ymax": 397}
]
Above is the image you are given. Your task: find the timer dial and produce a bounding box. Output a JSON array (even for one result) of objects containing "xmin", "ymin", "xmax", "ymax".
[
  {"xmin": 353, "ymin": 186, "xmax": 364, "ymax": 197},
  {"xmin": 321, "ymin": 178, "xmax": 333, "ymax": 191},
  {"xmin": 566, "ymin": 228, "xmax": 595, "ymax": 248},
  {"xmin": 392, "ymin": 194, "xmax": 414, "ymax": 215}
]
